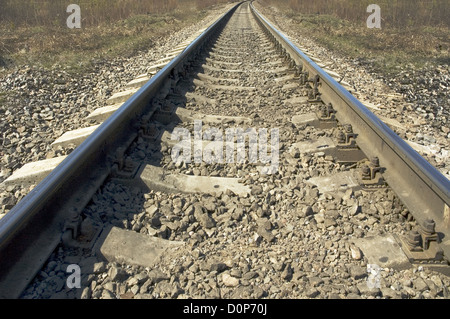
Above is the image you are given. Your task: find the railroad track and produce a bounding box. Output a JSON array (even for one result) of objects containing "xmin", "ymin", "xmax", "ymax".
[{"xmin": 0, "ymin": 1, "xmax": 449, "ymax": 299}]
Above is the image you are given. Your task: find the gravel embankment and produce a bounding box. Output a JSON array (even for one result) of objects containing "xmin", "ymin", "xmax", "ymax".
[
  {"xmin": 0, "ymin": 4, "xmax": 235, "ymax": 216},
  {"xmin": 252, "ymin": 1, "xmax": 449, "ymax": 180},
  {"xmin": 20, "ymin": 3, "xmax": 450, "ymax": 300}
]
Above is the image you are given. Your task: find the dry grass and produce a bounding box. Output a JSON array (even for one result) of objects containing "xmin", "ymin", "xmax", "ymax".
[
  {"xmin": 258, "ymin": 0, "xmax": 449, "ymax": 75},
  {"xmin": 0, "ymin": 0, "xmax": 232, "ymax": 27},
  {"xmin": 263, "ymin": 0, "xmax": 449, "ymax": 28},
  {"xmin": 0, "ymin": 0, "xmax": 233, "ymax": 74}
]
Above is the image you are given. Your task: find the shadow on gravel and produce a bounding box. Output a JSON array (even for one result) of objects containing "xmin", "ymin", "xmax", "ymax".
[{"xmin": 20, "ymin": 37, "xmax": 222, "ymax": 300}]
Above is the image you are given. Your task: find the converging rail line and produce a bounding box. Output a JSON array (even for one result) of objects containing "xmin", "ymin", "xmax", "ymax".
[{"xmin": 0, "ymin": 1, "xmax": 449, "ymax": 299}]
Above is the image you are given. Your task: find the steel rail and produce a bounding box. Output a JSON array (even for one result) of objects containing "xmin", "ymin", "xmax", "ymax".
[
  {"xmin": 250, "ymin": 2, "xmax": 450, "ymax": 259},
  {"xmin": 0, "ymin": 2, "xmax": 242, "ymax": 298}
]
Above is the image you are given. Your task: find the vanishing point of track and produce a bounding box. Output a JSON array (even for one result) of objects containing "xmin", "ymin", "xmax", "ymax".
[{"xmin": 0, "ymin": 1, "xmax": 449, "ymax": 299}]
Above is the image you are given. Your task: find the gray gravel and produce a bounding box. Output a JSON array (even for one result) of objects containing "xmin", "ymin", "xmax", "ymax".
[
  {"xmin": 17, "ymin": 2, "xmax": 450, "ymax": 299},
  {"xmin": 252, "ymin": 1, "xmax": 449, "ymax": 180},
  {"xmin": 0, "ymin": 4, "xmax": 234, "ymax": 216}
]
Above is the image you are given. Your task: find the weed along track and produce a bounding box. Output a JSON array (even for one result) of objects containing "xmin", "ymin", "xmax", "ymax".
[{"xmin": 0, "ymin": 2, "xmax": 449, "ymax": 299}]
